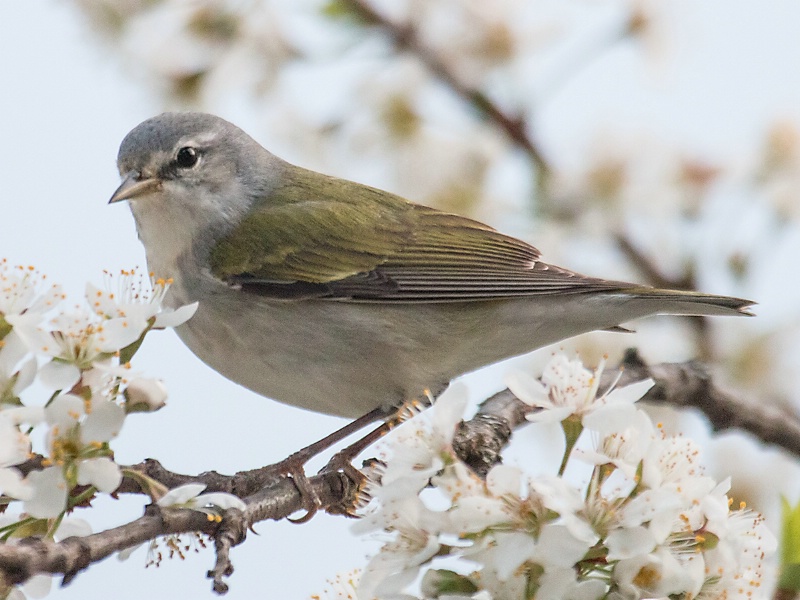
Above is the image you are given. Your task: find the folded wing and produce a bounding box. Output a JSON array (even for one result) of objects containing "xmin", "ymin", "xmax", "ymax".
[{"xmin": 209, "ymin": 174, "xmax": 633, "ymax": 302}]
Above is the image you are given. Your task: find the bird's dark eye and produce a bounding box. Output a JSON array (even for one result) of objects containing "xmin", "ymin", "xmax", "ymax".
[{"xmin": 175, "ymin": 146, "xmax": 199, "ymax": 169}]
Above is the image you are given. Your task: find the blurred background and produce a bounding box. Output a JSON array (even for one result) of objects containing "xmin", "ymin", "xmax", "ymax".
[{"xmin": 2, "ymin": 0, "xmax": 800, "ymax": 597}]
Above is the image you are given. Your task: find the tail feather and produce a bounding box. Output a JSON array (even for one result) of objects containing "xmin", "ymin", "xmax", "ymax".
[{"xmin": 626, "ymin": 287, "xmax": 755, "ymax": 317}]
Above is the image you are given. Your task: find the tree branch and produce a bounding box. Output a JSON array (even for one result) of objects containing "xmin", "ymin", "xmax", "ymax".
[
  {"xmin": 614, "ymin": 233, "xmax": 693, "ymax": 291},
  {"xmin": 339, "ymin": 0, "xmax": 549, "ymax": 176},
  {"xmin": 0, "ymin": 468, "xmax": 354, "ymax": 594},
  {"xmin": 614, "ymin": 348, "xmax": 800, "ymax": 453},
  {"xmin": 454, "ymin": 348, "xmax": 800, "ymax": 476},
  {"xmin": 3, "ymin": 349, "xmax": 797, "ymax": 593},
  {"xmin": 0, "ymin": 505, "xmax": 216, "ymax": 588}
]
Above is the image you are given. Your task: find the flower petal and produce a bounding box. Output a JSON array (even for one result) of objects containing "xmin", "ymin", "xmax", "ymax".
[
  {"xmin": 5, "ymin": 314, "xmax": 55, "ymax": 356},
  {"xmin": 486, "ymin": 464, "xmax": 523, "ymax": 498},
  {"xmin": 85, "ymin": 282, "xmax": 121, "ymax": 317},
  {"xmin": 533, "ymin": 523, "xmax": 592, "ymax": 568},
  {"xmin": 24, "ymin": 466, "xmax": 68, "ymax": 518},
  {"xmin": 153, "ymin": 302, "xmax": 198, "ymax": 328},
  {"xmin": 0, "ymin": 331, "xmax": 32, "ymax": 376},
  {"xmin": 45, "ymin": 394, "xmax": 85, "ymax": 429},
  {"xmin": 505, "ymin": 370, "xmax": 548, "ymax": 408},
  {"xmin": 95, "ymin": 317, "xmax": 148, "ymax": 353},
  {"xmin": 190, "ymin": 492, "xmax": 246, "ymax": 512},
  {"xmin": 12, "ymin": 355, "xmax": 38, "ymax": 395},
  {"xmin": 117, "ymin": 544, "xmax": 144, "ymax": 561},
  {"xmin": 606, "ymin": 525, "xmax": 657, "ymax": 560},
  {"xmin": 55, "ymin": 517, "xmax": 92, "ymax": 540},
  {"xmin": 77, "ymin": 457, "xmax": 122, "ymax": 493},
  {"xmin": 23, "ymin": 574, "xmax": 53, "ymax": 600},
  {"xmin": 0, "ymin": 467, "xmax": 32, "ymax": 500},
  {"xmin": 39, "ymin": 361, "xmax": 80, "ymax": 390},
  {"xmin": 157, "ymin": 483, "xmax": 206, "ymax": 507},
  {"xmin": 81, "ymin": 400, "xmax": 126, "ymax": 444},
  {"xmin": 603, "ymin": 378, "xmax": 655, "ymax": 406},
  {"xmin": 124, "ymin": 377, "xmax": 167, "ymax": 413}
]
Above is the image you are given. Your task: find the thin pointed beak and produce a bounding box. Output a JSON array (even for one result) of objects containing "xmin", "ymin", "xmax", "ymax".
[{"xmin": 108, "ymin": 172, "xmax": 162, "ymax": 204}]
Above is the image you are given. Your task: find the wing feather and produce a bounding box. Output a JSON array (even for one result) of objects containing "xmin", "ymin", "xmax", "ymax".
[{"xmin": 209, "ymin": 168, "xmax": 633, "ymax": 302}]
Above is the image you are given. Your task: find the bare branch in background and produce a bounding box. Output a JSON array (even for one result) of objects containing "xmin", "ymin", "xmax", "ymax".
[
  {"xmin": 338, "ymin": 0, "xmax": 550, "ymax": 176},
  {"xmin": 455, "ymin": 348, "xmax": 800, "ymax": 474}
]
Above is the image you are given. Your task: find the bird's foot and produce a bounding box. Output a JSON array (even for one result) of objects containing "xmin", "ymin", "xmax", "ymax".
[
  {"xmin": 317, "ymin": 452, "xmax": 370, "ymax": 518},
  {"xmin": 308, "ymin": 395, "xmax": 435, "ymax": 516},
  {"xmin": 273, "ymin": 439, "xmax": 376, "ymax": 523},
  {"xmin": 261, "ymin": 454, "xmax": 322, "ymax": 523},
  {"xmin": 266, "ymin": 406, "xmax": 392, "ymax": 523},
  {"xmin": 270, "ymin": 397, "xmax": 434, "ymax": 522},
  {"xmin": 313, "ymin": 420, "xmax": 394, "ymax": 517}
]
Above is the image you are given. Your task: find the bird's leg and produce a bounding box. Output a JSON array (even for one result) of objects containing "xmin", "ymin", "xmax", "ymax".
[
  {"xmin": 319, "ymin": 395, "xmax": 434, "ymax": 517},
  {"xmin": 317, "ymin": 421, "xmax": 393, "ymax": 517},
  {"xmin": 284, "ymin": 405, "xmax": 393, "ymax": 466},
  {"xmin": 267, "ymin": 405, "xmax": 392, "ymax": 522},
  {"xmin": 286, "ymin": 421, "xmax": 398, "ymax": 524},
  {"xmin": 276, "ymin": 395, "xmax": 436, "ymax": 523},
  {"xmin": 323, "ymin": 421, "xmax": 393, "ymax": 474}
]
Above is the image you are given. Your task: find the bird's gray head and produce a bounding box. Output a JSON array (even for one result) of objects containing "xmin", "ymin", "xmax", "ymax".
[{"xmin": 110, "ymin": 112, "xmax": 285, "ymax": 271}]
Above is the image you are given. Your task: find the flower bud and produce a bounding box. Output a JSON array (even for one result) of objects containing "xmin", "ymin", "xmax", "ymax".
[{"xmin": 124, "ymin": 377, "xmax": 167, "ymax": 413}]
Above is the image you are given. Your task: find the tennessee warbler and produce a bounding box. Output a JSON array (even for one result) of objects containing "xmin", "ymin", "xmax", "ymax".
[{"xmin": 110, "ymin": 113, "xmax": 752, "ymax": 418}]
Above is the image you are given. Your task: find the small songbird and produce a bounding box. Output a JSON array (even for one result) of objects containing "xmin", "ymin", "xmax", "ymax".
[{"xmin": 110, "ymin": 112, "xmax": 753, "ymax": 419}]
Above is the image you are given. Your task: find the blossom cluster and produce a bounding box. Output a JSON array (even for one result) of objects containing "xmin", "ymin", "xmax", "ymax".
[
  {"xmin": 0, "ymin": 262, "xmax": 198, "ymax": 598},
  {"xmin": 346, "ymin": 355, "xmax": 776, "ymax": 600}
]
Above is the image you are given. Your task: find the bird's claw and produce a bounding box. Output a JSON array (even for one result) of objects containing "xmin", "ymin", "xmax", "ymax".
[
  {"xmin": 276, "ymin": 452, "xmax": 367, "ymax": 522},
  {"xmin": 317, "ymin": 452, "xmax": 368, "ymax": 518},
  {"xmin": 266, "ymin": 456, "xmax": 322, "ymax": 524},
  {"xmin": 264, "ymin": 406, "xmax": 395, "ymax": 523}
]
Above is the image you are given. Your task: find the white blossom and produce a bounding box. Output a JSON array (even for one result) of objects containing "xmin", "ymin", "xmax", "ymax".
[
  {"xmin": 357, "ymin": 497, "xmax": 443, "ymax": 599},
  {"xmin": 17, "ymin": 575, "xmax": 52, "ymax": 600},
  {"xmin": 376, "ymin": 382, "xmax": 467, "ymax": 498},
  {"xmin": 54, "ymin": 517, "xmax": 92, "ymax": 540},
  {"xmin": 0, "ymin": 260, "xmax": 65, "ymax": 320},
  {"xmin": 80, "ymin": 398, "xmax": 126, "ymax": 444},
  {"xmin": 350, "ymin": 353, "xmax": 773, "ymax": 600},
  {"xmin": 506, "ymin": 354, "xmax": 653, "ymax": 425},
  {"xmin": 0, "ymin": 333, "xmax": 37, "ymax": 404},
  {"xmin": 536, "ymin": 568, "xmax": 607, "ymax": 600},
  {"xmin": 0, "ymin": 407, "xmax": 44, "ymax": 500},
  {"xmin": 157, "ymin": 483, "xmax": 246, "ymax": 514},
  {"xmin": 157, "ymin": 483, "xmax": 207, "ymax": 507},
  {"xmin": 0, "ymin": 468, "xmax": 31, "ymax": 501},
  {"xmin": 613, "ymin": 545, "xmax": 703, "ymax": 599},
  {"xmin": 0, "ymin": 266, "xmax": 202, "ymax": 576},
  {"xmin": 9, "ymin": 310, "xmax": 145, "ymax": 390},
  {"xmin": 576, "ymin": 407, "xmax": 655, "ymax": 479},
  {"xmin": 86, "ymin": 271, "xmax": 198, "ymax": 329},
  {"xmin": 0, "ymin": 409, "xmax": 39, "ymax": 467}
]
